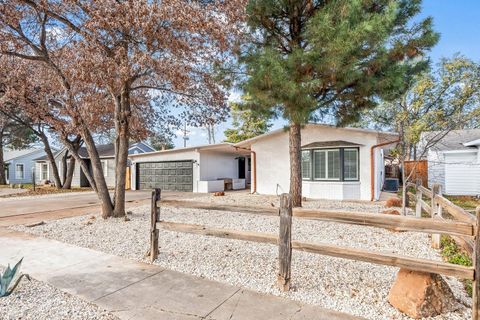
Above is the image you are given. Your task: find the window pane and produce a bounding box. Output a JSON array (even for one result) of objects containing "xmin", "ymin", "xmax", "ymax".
[
  {"xmin": 327, "ymin": 150, "xmax": 340, "ymax": 179},
  {"xmin": 344, "ymin": 149, "xmax": 358, "ymax": 180},
  {"xmin": 16, "ymin": 164, "xmax": 24, "ymax": 179},
  {"xmin": 42, "ymin": 164, "xmax": 48, "ymax": 180},
  {"xmin": 301, "ymin": 151, "xmax": 311, "ymax": 179},
  {"xmin": 313, "ymin": 150, "xmax": 326, "ymax": 179}
]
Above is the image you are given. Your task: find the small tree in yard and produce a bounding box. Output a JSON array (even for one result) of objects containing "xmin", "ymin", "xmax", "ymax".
[
  {"xmin": 362, "ymin": 57, "xmax": 480, "ymax": 214},
  {"xmin": 237, "ymin": 0, "xmax": 438, "ymax": 206},
  {"xmin": 0, "ymin": 0, "xmax": 246, "ymax": 217}
]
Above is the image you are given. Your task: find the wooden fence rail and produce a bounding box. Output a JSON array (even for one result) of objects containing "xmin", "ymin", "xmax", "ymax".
[{"xmin": 150, "ymin": 188, "xmax": 480, "ymax": 319}]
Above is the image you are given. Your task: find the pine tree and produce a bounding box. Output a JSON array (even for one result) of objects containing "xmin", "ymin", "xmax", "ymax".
[
  {"xmin": 224, "ymin": 101, "xmax": 272, "ymax": 143},
  {"xmin": 240, "ymin": 0, "xmax": 439, "ymax": 206}
]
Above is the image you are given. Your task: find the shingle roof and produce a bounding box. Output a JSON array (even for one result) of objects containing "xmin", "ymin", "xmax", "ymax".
[
  {"xmin": 35, "ymin": 142, "xmax": 153, "ymax": 161},
  {"xmin": 4, "ymin": 148, "xmax": 44, "ymax": 162},
  {"xmin": 301, "ymin": 141, "xmax": 362, "ymax": 149},
  {"xmin": 422, "ymin": 129, "xmax": 480, "ymax": 151}
]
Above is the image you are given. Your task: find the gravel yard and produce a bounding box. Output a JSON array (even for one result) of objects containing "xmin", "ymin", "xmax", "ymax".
[
  {"xmin": 0, "ymin": 267, "xmax": 118, "ymax": 320},
  {"xmin": 11, "ymin": 193, "xmax": 469, "ymax": 319}
]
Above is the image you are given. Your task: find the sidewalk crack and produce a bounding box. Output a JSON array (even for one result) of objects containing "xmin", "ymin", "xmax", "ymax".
[
  {"xmin": 202, "ymin": 288, "xmax": 241, "ymax": 319},
  {"xmin": 93, "ymin": 269, "xmax": 165, "ymax": 302}
]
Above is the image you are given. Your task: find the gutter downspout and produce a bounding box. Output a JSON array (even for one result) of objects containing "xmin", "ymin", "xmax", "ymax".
[
  {"xmin": 370, "ymin": 138, "xmax": 400, "ymax": 201},
  {"xmin": 235, "ymin": 146, "xmax": 257, "ymax": 194}
]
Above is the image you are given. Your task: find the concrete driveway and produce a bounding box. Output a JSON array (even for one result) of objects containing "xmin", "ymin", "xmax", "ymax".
[{"xmin": 0, "ymin": 190, "xmax": 206, "ymax": 227}]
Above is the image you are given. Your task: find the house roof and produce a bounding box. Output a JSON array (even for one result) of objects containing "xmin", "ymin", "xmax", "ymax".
[
  {"xmin": 129, "ymin": 142, "xmax": 250, "ymax": 158},
  {"xmin": 234, "ymin": 123, "xmax": 398, "ymax": 148},
  {"xmin": 422, "ymin": 129, "xmax": 480, "ymax": 151},
  {"xmin": 301, "ymin": 141, "xmax": 362, "ymax": 149},
  {"xmin": 35, "ymin": 142, "xmax": 154, "ymax": 161},
  {"xmin": 4, "ymin": 148, "xmax": 45, "ymax": 162}
]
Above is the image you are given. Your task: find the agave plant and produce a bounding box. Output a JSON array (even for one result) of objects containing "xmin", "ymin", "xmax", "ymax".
[{"xmin": 0, "ymin": 258, "xmax": 30, "ymax": 297}]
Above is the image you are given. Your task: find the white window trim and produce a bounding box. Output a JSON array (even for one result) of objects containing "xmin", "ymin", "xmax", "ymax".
[
  {"xmin": 301, "ymin": 150, "xmax": 311, "ymax": 180},
  {"xmin": 101, "ymin": 160, "xmax": 108, "ymax": 177},
  {"xmin": 313, "ymin": 149, "xmax": 341, "ymax": 181},
  {"xmin": 15, "ymin": 163, "xmax": 25, "ymax": 180},
  {"xmin": 41, "ymin": 162, "xmax": 49, "ymax": 181},
  {"xmin": 343, "ymin": 148, "xmax": 359, "ymax": 181}
]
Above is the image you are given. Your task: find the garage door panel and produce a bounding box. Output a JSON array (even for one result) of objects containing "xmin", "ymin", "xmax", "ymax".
[{"xmin": 137, "ymin": 161, "xmax": 193, "ymax": 192}]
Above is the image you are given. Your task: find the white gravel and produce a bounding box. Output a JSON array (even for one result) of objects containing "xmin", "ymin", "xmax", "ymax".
[
  {"xmin": 0, "ymin": 267, "xmax": 118, "ymax": 320},
  {"xmin": 11, "ymin": 193, "xmax": 469, "ymax": 320}
]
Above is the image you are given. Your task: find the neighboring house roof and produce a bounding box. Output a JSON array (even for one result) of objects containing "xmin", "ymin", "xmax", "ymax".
[
  {"xmin": 302, "ymin": 141, "xmax": 362, "ymax": 149},
  {"xmin": 234, "ymin": 123, "xmax": 398, "ymax": 148},
  {"xmin": 422, "ymin": 129, "xmax": 480, "ymax": 151},
  {"xmin": 35, "ymin": 142, "xmax": 156, "ymax": 161},
  {"xmin": 4, "ymin": 148, "xmax": 45, "ymax": 162}
]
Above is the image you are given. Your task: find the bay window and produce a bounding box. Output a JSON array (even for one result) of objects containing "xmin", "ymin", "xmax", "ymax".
[{"xmin": 302, "ymin": 148, "xmax": 359, "ymax": 181}]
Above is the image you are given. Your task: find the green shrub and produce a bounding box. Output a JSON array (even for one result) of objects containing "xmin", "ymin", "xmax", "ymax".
[{"xmin": 440, "ymin": 235, "xmax": 472, "ymax": 297}]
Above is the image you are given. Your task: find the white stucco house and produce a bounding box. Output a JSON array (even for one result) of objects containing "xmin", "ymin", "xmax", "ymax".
[
  {"xmin": 424, "ymin": 129, "xmax": 480, "ymax": 196},
  {"xmin": 129, "ymin": 124, "xmax": 398, "ymax": 201}
]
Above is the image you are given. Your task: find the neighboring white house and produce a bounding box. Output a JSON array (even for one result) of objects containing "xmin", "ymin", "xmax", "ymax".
[
  {"xmin": 130, "ymin": 124, "xmax": 398, "ymax": 201},
  {"xmin": 424, "ymin": 129, "xmax": 480, "ymax": 196}
]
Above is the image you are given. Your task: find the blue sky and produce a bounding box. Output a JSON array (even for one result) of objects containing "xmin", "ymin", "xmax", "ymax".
[{"xmin": 172, "ymin": 0, "xmax": 480, "ymax": 147}]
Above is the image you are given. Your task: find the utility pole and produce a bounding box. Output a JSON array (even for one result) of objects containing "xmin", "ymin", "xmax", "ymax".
[{"xmin": 182, "ymin": 122, "xmax": 189, "ymax": 148}]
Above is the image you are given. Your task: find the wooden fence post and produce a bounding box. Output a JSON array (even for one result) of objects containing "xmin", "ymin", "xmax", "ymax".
[
  {"xmin": 472, "ymin": 206, "xmax": 480, "ymax": 320},
  {"xmin": 415, "ymin": 179, "xmax": 422, "ymax": 218},
  {"xmin": 431, "ymin": 184, "xmax": 441, "ymax": 249},
  {"xmin": 150, "ymin": 188, "xmax": 161, "ymax": 262},
  {"xmin": 277, "ymin": 193, "xmax": 292, "ymax": 292}
]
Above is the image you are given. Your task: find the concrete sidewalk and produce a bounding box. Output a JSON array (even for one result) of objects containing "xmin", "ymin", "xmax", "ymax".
[{"xmin": 0, "ymin": 230, "xmax": 362, "ymax": 320}]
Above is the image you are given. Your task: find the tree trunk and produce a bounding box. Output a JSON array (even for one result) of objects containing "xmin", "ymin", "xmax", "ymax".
[
  {"xmin": 61, "ymin": 151, "xmax": 68, "ymax": 184},
  {"xmin": 39, "ymin": 132, "xmax": 63, "ymax": 188},
  {"xmin": 62, "ymin": 136, "xmax": 81, "ymax": 190},
  {"xmin": 112, "ymin": 88, "xmax": 130, "ymax": 218},
  {"xmin": 61, "ymin": 136, "xmax": 97, "ymax": 192},
  {"xmin": 62, "ymin": 156, "xmax": 75, "ymax": 189},
  {"xmin": 81, "ymin": 127, "xmax": 114, "ymax": 218},
  {"xmin": 0, "ymin": 131, "xmax": 6, "ymax": 185},
  {"xmin": 289, "ymin": 123, "xmax": 302, "ymax": 207}
]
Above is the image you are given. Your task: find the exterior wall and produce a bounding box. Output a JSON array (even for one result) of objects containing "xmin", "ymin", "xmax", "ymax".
[
  {"xmin": 102, "ymin": 158, "xmax": 116, "ymax": 187},
  {"xmin": 250, "ymin": 126, "xmax": 384, "ymax": 201},
  {"xmin": 130, "ymin": 150, "xmax": 200, "ymax": 191},
  {"xmin": 427, "ymin": 149, "xmax": 446, "ymax": 191},
  {"xmin": 36, "ymin": 150, "xmax": 114, "ymax": 188},
  {"xmin": 199, "ymin": 151, "xmax": 239, "ymax": 181},
  {"xmin": 7, "ymin": 150, "xmax": 46, "ymax": 184},
  {"xmin": 443, "ymin": 151, "xmax": 480, "ymax": 195}
]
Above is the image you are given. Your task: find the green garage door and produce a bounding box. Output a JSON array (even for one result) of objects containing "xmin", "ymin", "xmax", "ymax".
[{"xmin": 137, "ymin": 161, "xmax": 193, "ymax": 192}]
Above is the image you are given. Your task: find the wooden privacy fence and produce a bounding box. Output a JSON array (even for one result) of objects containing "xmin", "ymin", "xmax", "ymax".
[
  {"xmin": 149, "ymin": 189, "xmax": 480, "ymax": 319},
  {"xmin": 404, "ymin": 160, "xmax": 429, "ymax": 187}
]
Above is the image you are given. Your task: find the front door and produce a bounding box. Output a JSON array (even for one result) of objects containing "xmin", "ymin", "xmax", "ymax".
[{"xmin": 238, "ymin": 157, "xmax": 245, "ymax": 179}]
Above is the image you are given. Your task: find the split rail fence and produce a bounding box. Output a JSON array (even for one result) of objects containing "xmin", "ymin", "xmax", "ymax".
[{"xmin": 149, "ymin": 188, "xmax": 480, "ymax": 319}]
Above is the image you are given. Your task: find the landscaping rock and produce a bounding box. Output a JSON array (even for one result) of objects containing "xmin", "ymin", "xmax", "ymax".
[
  {"xmin": 388, "ymin": 268, "xmax": 458, "ymax": 319},
  {"xmin": 386, "ymin": 197, "xmax": 402, "ymax": 208},
  {"xmin": 213, "ymin": 191, "xmax": 225, "ymax": 196}
]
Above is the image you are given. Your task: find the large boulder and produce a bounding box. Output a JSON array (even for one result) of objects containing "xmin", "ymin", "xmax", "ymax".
[{"xmin": 388, "ymin": 268, "xmax": 457, "ymax": 319}]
